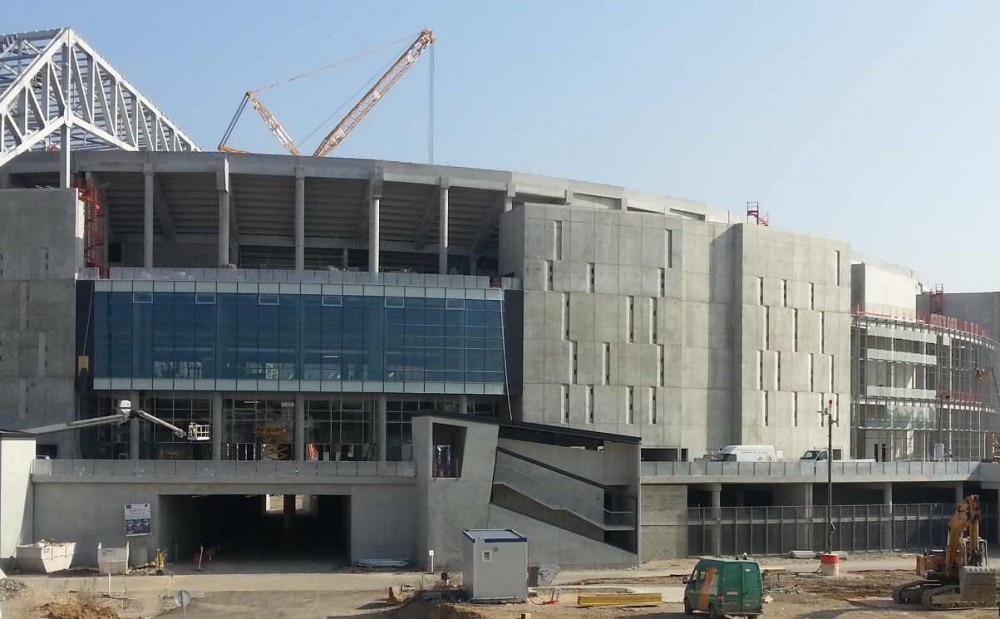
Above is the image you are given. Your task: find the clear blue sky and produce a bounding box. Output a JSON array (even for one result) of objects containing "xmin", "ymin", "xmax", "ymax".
[{"xmin": 10, "ymin": 1, "xmax": 1000, "ymax": 291}]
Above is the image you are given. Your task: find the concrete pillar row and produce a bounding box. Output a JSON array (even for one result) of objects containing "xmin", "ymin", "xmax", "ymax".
[
  {"xmin": 709, "ymin": 483, "xmax": 722, "ymax": 557},
  {"xmin": 377, "ymin": 395, "xmax": 387, "ymax": 462},
  {"xmin": 883, "ymin": 482, "xmax": 893, "ymax": 508},
  {"xmin": 294, "ymin": 167, "xmax": 305, "ymax": 271},
  {"xmin": 143, "ymin": 165, "xmax": 154, "ymax": 268},
  {"xmin": 294, "ymin": 393, "xmax": 305, "ymax": 461},
  {"xmin": 369, "ymin": 197, "xmax": 380, "ymax": 273},
  {"xmin": 504, "ymin": 182, "xmax": 515, "ymax": 213},
  {"xmin": 217, "ymin": 159, "xmax": 231, "ymax": 267},
  {"xmin": 211, "ymin": 393, "xmax": 223, "ymax": 461},
  {"xmin": 438, "ymin": 180, "xmax": 449, "ymax": 275}
]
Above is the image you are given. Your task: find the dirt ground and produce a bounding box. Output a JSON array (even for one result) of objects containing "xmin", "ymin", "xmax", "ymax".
[{"xmin": 5, "ymin": 557, "xmax": 1000, "ymax": 619}]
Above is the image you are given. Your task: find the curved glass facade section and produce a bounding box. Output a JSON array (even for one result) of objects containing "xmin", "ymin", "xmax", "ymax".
[{"xmin": 92, "ymin": 286, "xmax": 507, "ymax": 393}]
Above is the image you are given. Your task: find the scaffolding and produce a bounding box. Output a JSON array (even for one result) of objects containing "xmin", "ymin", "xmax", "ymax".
[
  {"xmin": 74, "ymin": 179, "xmax": 107, "ymax": 277},
  {"xmin": 851, "ymin": 312, "xmax": 1000, "ymax": 461}
]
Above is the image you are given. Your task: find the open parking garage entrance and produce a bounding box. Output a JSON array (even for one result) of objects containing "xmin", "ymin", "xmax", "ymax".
[{"xmin": 159, "ymin": 494, "xmax": 350, "ymax": 570}]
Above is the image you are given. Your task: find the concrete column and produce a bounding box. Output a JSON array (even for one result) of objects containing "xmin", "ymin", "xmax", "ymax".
[
  {"xmin": 282, "ymin": 495, "xmax": 296, "ymax": 546},
  {"xmin": 294, "ymin": 167, "xmax": 305, "ymax": 271},
  {"xmin": 369, "ymin": 197, "xmax": 380, "ymax": 273},
  {"xmin": 881, "ymin": 482, "xmax": 894, "ymax": 551},
  {"xmin": 956, "ymin": 483, "xmax": 965, "ymax": 504},
  {"xmin": 217, "ymin": 160, "xmax": 231, "ymax": 266},
  {"xmin": 459, "ymin": 394, "xmax": 469, "ymax": 416},
  {"xmin": 143, "ymin": 166, "xmax": 154, "ymax": 268},
  {"xmin": 709, "ymin": 483, "xmax": 722, "ymax": 556},
  {"xmin": 438, "ymin": 182, "xmax": 449, "ymax": 274},
  {"xmin": 377, "ymin": 394, "xmax": 387, "ymax": 462},
  {"xmin": 294, "ymin": 393, "xmax": 305, "ymax": 462},
  {"xmin": 469, "ymin": 256, "xmax": 479, "ymax": 277},
  {"xmin": 211, "ymin": 392, "xmax": 223, "ymax": 461},
  {"xmin": 129, "ymin": 391, "xmax": 141, "ymax": 461}
]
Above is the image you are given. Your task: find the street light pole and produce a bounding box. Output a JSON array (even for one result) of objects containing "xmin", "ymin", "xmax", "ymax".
[{"xmin": 820, "ymin": 399, "xmax": 836, "ymax": 554}]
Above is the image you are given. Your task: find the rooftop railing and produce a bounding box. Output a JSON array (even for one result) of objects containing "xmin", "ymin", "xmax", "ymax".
[{"xmin": 31, "ymin": 459, "xmax": 416, "ymax": 479}]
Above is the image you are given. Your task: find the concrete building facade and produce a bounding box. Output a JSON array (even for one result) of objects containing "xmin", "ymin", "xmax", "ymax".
[{"xmin": 0, "ymin": 151, "xmax": 970, "ymax": 569}]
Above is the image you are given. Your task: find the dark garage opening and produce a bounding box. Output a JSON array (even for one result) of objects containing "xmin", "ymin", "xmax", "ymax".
[{"xmin": 160, "ymin": 494, "xmax": 350, "ymax": 570}]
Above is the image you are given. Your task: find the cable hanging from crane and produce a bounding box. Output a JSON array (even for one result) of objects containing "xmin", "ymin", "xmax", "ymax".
[{"xmin": 217, "ymin": 29, "xmax": 435, "ymax": 157}]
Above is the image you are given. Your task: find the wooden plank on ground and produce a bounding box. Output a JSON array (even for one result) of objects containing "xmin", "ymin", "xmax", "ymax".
[{"xmin": 577, "ymin": 593, "xmax": 662, "ymax": 608}]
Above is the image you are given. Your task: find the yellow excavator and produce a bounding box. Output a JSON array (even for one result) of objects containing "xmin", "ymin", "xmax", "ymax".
[{"xmin": 892, "ymin": 495, "xmax": 997, "ymax": 609}]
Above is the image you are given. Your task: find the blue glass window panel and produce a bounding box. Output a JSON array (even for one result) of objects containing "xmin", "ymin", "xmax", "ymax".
[
  {"xmin": 446, "ymin": 298, "xmax": 465, "ymax": 310},
  {"xmin": 92, "ymin": 291, "xmax": 508, "ymax": 386},
  {"xmin": 258, "ymin": 293, "xmax": 279, "ymax": 305}
]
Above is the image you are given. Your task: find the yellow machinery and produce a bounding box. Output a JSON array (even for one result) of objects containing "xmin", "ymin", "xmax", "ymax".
[{"xmin": 892, "ymin": 495, "xmax": 997, "ymax": 608}]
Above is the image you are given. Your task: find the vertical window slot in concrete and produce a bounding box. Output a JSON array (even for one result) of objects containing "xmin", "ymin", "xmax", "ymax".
[
  {"xmin": 764, "ymin": 307, "xmax": 770, "ymax": 349},
  {"xmin": 562, "ymin": 293, "xmax": 570, "ymax": 339},
  {"xmin": 553, "ymin": 220, "xmax": 563, "ymax": 261},
  {"xmin": 659, "ymin": 268, "xmax": 666, "ymax": 296},
  {"xmin": 658, "ymin": 345, "xmax": 665, "ymax": 387},
  {"xmin": 809, "ymin": 354, "xmax": 815, "ymax": 391},
  {"xmin": 560, "ymin": 385, "xmax": 569, "ymax": 423},
  {"xmin": 820, "ymin": 312, "xmax": 825, "ymax": 353},
  {"xmin": 545, "ymin": 261, "xmax": 553, "ymax": 290},
  {"xmin": 602, "ymin": 343, "xmax": 611, "ymax": 385},
  {"xmin": 666, "ymin": 229, "xmax": 674, "ymax": 268},
  {"xmin": 626, "ymin": 386, "xmax": 634, "ymax": 424},
  {"xmin": 781, "ymin": 279, "xmax": 787, "ymax": 307},
  {"xmin": 810, "ymin": 283, "xmax": 815, "ymax": 310},
  {"xmin": 627, "ymin": 296, "xmax": 635, "ymax": 343},
  {"xmin": 830, "ymin": 358, "xmax": 835, "ymax": 392},
  {"xmin": 649, "ymin": 387, "xmax": 657, "ymax": 424},
  {"xmin": 793, "ymin": 309, "xmax": 798, "ymax": 352},
  {"xmin": 758, "ymin": 277, "xmax": 765, "ymax": 305},
  {"xmin": 587, "ymin": 263, "xmax": 595, "ymax": 293},
  {"xmin": 586, "ymin": 386, "xmax": 594, "ymax": 424},
  {"xmin": 570, "ymin": 340, "xmax": 578, "ymax": 383},
  {"xmin": 776, "ymin": 353, "xmax": 782, "ymax": 390},
  {"xmin": 757, "ymin": 350, "xmax": 763, "ymax": 390},
  {"xmin": 763, "ymin": 391, "xmax": 769, "ymax": 426},
  {"xmin": 650, "ymin": 298, "xmax": 657, "ymax": 343},
  {"xmin": 835, "ymin": 250, "xmax": 841, "ymax": 285},
  {"xmin": 793, "ymin": 392, "xmax": 798, "ymax": 426}
]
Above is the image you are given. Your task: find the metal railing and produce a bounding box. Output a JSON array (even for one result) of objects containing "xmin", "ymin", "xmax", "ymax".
[
  {"xmin": 684, "ymin": 502, "xmax": 990, "ymax": 556},
  {"xmin": 494, "ymin": 463, "xmax": 635, "ymax": 528},
  {"xmin": 31, "ymin": 459, "xmax": 416, "ymax": 479},
  {"xmin": 641, "ymin": 460, "xmax": 980, "ymax": 479},
  {"xmin": 84, "ymin": 267, "xmax": 520, "ymax": 290}
]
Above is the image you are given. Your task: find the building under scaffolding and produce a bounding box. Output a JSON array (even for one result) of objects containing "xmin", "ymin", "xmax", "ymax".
[{"xmin": 851, "ymin": 308, "xmax": 999, "ymax": 462}]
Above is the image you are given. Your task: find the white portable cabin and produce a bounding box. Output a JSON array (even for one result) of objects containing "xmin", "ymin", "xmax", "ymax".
[{"xmin": 462, "ymin": 529, "xmax": 528, "ymax": 602}]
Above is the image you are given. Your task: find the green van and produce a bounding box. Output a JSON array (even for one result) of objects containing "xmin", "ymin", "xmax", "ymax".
[{"xmin": 683, "ymin": 557, "xmax": 763, "ymax": 618}]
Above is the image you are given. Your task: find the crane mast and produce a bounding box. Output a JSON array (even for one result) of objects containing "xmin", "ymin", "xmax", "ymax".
[{"xmin": 313, "ymin": 29, "xmax": 434, "ymax": 157}]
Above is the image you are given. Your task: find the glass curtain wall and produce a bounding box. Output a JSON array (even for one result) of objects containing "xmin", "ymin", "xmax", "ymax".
[{"xmin": 94, "ymin": 291, "xmax": 505, "ymax": 389}]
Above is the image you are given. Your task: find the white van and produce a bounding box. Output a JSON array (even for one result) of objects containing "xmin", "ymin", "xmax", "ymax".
[{"xmin": 710, "ymin": 445, "xmax": 783, "ymax": 462}]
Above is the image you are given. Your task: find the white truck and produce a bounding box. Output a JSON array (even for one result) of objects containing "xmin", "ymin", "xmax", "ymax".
[
  {"xmin": 800, "ymin": 448, "xmax": 875, "ymax": 463},
  {"xmin": 709, "ymin": 444, "xmax": 783, "ymax": 462}
]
